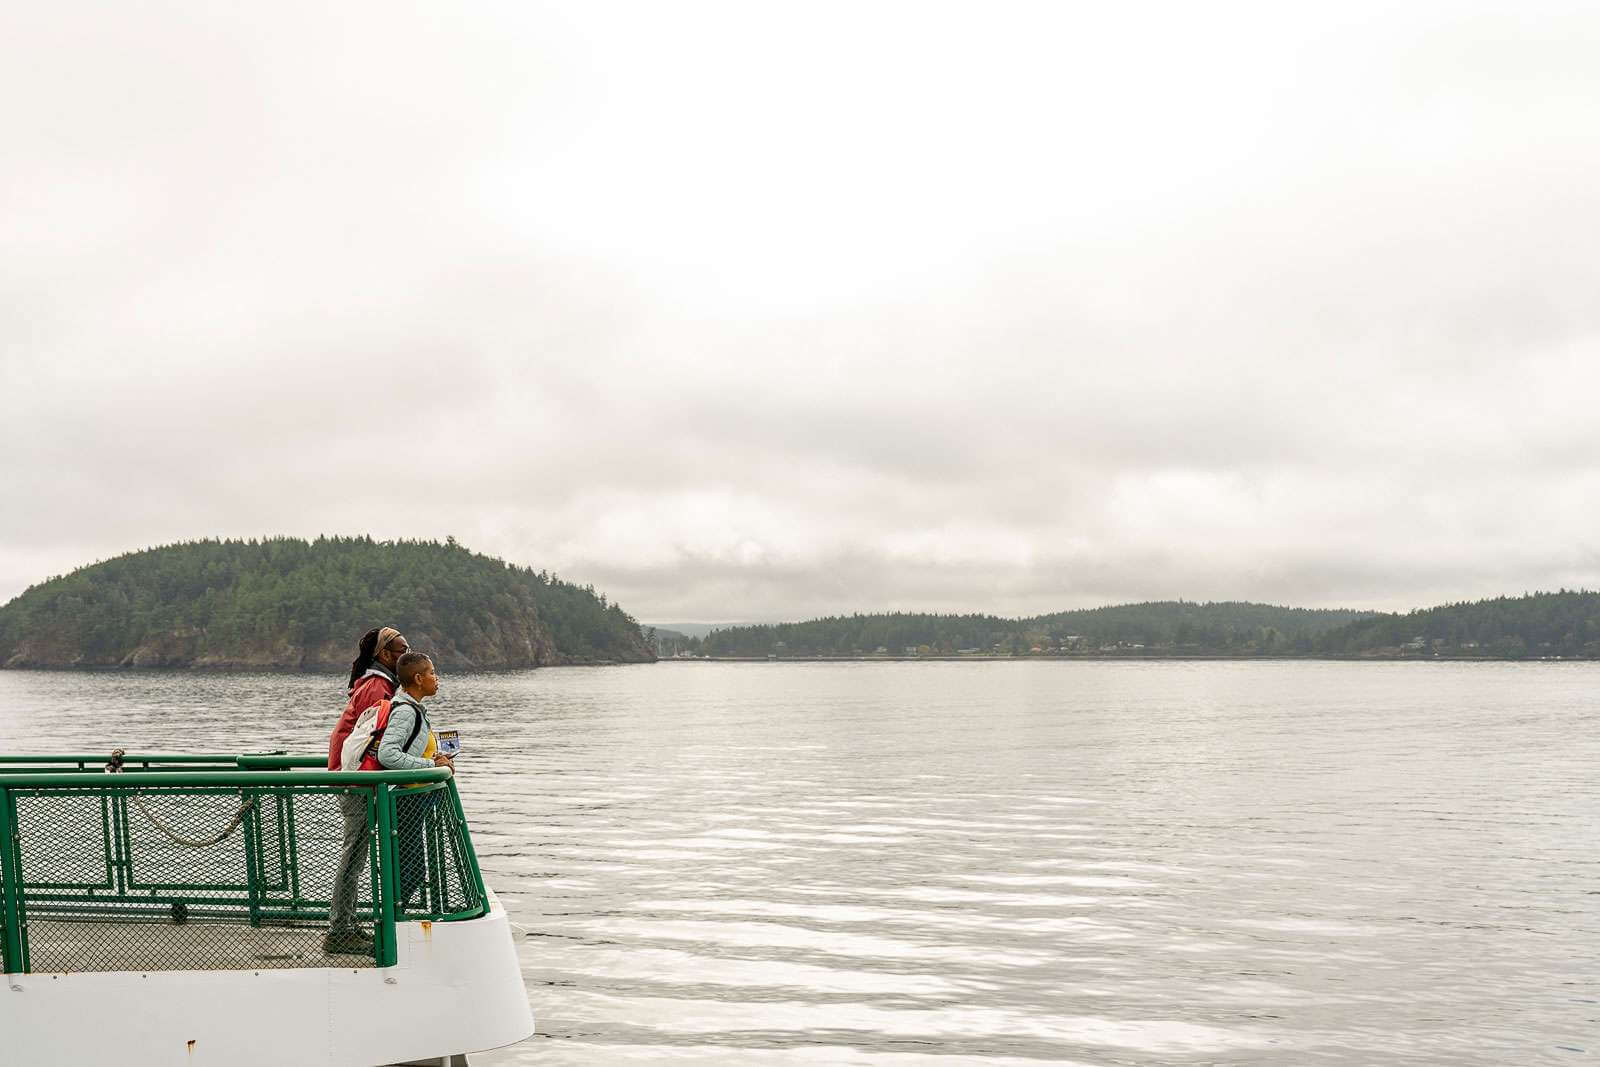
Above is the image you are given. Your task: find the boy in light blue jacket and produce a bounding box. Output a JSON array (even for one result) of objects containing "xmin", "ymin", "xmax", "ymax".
[
  {"xmin": 379, "ymin": 652, "xmax": 453, "ymax": 773},
  {"xmin": 383, "ymin": 652, "xmax": 455, "ymax": 911}
]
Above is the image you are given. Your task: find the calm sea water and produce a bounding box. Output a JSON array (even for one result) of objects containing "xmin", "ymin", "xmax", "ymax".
[{"xmin": 0, "ymin": 661, "xmax": 1595, "ymax": 1065}]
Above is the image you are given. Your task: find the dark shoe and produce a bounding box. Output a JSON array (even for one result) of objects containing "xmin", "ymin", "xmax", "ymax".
[{"xmin": 323, "ymin": 928, "xmax": 376, "ymax": 956}]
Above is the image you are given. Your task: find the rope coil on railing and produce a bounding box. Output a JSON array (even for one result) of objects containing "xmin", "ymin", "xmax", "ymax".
[{"xmin": 105, "ymin": 748, "xmax": 255, "ymax": 848}]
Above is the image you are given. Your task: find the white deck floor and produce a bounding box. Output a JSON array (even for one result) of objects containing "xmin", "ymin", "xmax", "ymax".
[{"xmin": 22, "ymin": 917, "xmax": 376, "ymax": 972}]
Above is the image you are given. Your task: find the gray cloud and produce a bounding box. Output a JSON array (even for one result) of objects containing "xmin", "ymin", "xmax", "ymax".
[{"xmin": 6, "ymin": 2, "xmax": 1600, "ymax": 621}]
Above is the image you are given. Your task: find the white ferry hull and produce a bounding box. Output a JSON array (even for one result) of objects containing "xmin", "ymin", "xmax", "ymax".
[{"xmin": 2, "ymin": 891, "xmax": 534, "ymax": 1067}]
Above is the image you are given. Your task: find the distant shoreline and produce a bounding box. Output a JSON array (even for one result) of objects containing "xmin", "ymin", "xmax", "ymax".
[
  {"xmin": 0, "ymin": 659, "xmax": 644, "ymax": 673},
  {"xmin": 5, "ymin": 654, "xmax": 1587, "ymax": 672},
  {"xmin": 669, "ymin": 653, "xmax": 1589, "ymax": 663}
]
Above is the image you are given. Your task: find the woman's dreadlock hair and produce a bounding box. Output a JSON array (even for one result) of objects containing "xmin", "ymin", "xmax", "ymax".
[{"xmin": 348, "ymin": 627, "xmax": 381, "ymax": 690}]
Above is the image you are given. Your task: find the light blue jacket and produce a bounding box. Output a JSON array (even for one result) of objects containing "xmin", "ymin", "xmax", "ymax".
[{"xmin": 377, "ymin": 691, "xmax": 435, "ymax": 771}]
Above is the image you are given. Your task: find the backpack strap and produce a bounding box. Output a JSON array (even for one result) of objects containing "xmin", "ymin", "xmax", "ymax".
[
  {"xmin": 357, "ymin": 700, "xmax": 393, "ymax": 767},
  {"xmin": 362, "ymin": 699, "xmax": 428, "ymax": 768},
  {"xmin": 402, "ymin": 703, "xmax": 426, "ymax": 753}
]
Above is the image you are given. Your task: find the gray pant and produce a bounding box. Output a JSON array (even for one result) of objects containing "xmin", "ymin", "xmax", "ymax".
[{"xmin": 328, "ymin": 791, "xmax": 372, "ymax": 932}]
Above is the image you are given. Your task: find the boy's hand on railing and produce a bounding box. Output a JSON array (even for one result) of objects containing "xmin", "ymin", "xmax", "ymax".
[{"xmin": 433, "ymin": 753, "xmax": 455, "ymax": 774}]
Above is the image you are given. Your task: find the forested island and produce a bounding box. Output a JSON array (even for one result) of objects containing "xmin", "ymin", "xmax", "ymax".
[
  {"xmin": 9, "ymin": 538, "xmax": 1594, "ymax": 669},
  {"xmin": 0, "ymin": 537, "xmax": 654, "ymax": 669},
  {"xmin": 669, "ymin": 591, "xmax": 1600, "ymax": 660}
]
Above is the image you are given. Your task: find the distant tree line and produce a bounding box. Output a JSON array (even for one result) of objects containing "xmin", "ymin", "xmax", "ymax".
[
  {"xmin": 1031, "ymin": 600, "xmax": 1370, "ymax": 654},
  {"xmin": 696, "ymin": 602, "xmax": 1367, "ymax": 657},
  {"xmin": 1312, "ymin": 590, "xmax": 1600, "ymax": 659},
  {"xmin": 646, "ymin": 627, "xmax": 703, "ymax": 657},
  {"xmin": 700, "ymin": 612, "xmax": 1016, "ymax": 658},
  {"xmin": 0, "ymin": 536, "xmax": 654, "ymax": 669},
  {"xmin": 695, "ymin": 593, "xmax": 1600, "ymax": 659}
]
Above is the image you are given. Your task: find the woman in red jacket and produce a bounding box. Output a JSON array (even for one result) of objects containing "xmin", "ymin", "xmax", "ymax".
[
  {"xmin": 328, "ymin": 626, "xmax": 409, "ymax": 769},
  {"xmin": 325, "ymin": 625, "xmax": 408, "ymax": 954}
]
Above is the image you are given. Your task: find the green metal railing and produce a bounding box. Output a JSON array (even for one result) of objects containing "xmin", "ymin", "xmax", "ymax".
[{"xmin": 0, "ymin": 754, "xmax": 488, "ymax": 974}]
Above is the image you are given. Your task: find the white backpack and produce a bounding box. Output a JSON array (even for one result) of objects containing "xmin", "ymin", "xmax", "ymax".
[
  {"xmin": 340, "ymin": 700, "xmax": 391, "ymax": 771},
  {"xmin": 340, "ymin": 698, "xmax": 426, "ymax": 770}
]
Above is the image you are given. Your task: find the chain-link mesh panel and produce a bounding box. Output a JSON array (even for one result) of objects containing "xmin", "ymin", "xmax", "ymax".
[
  {"xmin": 392, "ymin": 785, "xmax": 482, "ymax": 920},
  {"xmin": 11, "ymin": 785, "xmax": 382, "ymax": 972}
]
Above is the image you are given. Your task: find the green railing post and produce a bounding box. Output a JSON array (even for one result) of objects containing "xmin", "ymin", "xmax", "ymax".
[
  {"xmin": 0, "ymin": 787, "xmax": 27, "ymax": 974},
  {"xmin": 111, "ymin": 792, "xmax": 130, "ymax": 896},
  {"xmin": 98, "ymin": 793, "xmax": 115, "ymax": 895},
  {"xmin": 374, "ymin": 784, "xmax": 399, "ymax": 967},
  {"xmin": 280, "ymin": 792, "xmax": 299, "ymax": 906},
  {"xmin": 241, "ymin": 789, "xmax": 263, "ymax": 928},
  {"xmin": 448, "ymin": 779, "xmax": 489, "ymax": 913}
]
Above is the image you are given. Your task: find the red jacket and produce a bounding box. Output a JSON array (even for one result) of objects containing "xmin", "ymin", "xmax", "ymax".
[{"xmin": 328, "ymin": 667, "xmax": 398, "ymax": 770}]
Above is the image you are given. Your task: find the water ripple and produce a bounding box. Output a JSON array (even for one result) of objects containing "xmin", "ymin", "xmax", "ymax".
[{"xmin": 2, "ymin": 660, "xmax": 1597, "ymax": 1064}]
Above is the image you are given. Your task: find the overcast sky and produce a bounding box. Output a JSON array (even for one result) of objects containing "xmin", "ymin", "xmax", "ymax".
[{"xmin": 6, "ymin": 2, "xmax": 1600, "ymax": 623}]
